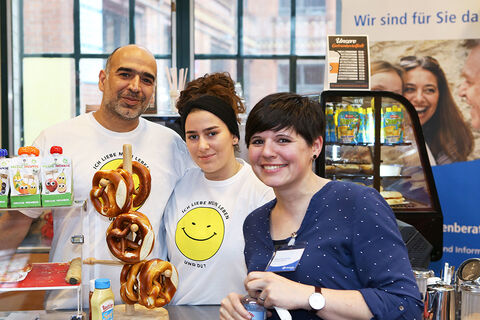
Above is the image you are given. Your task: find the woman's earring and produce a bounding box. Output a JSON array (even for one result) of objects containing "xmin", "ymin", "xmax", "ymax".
[{"xmin": 312, "ymin": 154, "xmax": 317, "ymax": 160}]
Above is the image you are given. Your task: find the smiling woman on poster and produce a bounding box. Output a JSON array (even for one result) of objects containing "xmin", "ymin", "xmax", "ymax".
[
  {"xmin": 370, "ymin": 60, "xmax": 403, "ymax": 94},
  {"xmin": 400, "ymin": 55, "xmax": 474, "ymax": 164}
]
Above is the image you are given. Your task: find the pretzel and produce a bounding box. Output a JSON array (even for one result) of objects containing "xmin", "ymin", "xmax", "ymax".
[
  {"xmin": 106, "ymin": 211, "xmax": 154, "ymax": 263},
  {"xmin": 118, "ymin": 161, "xmax": 151, "ymax": 207},
  {"xmin": 90, "ymin": 169, "xmax": 134, "ymax": 217},
  {"xmin": 120, "ymin": 261, "xmax": 146, "ymax": 305},
  {"xmin": 138, "ymin": 259, "xmax": 178, "ymax": 308},
  {"xmin": 116, "ymin": 168, "xmax": 135, "ymax": 196}
]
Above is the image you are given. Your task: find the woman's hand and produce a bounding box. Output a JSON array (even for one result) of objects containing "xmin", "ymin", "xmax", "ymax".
[
  {"xmin": 220, "ymin": 292, "xmax": 252, "ymax": 320},
  {"xmin": 245, "ymin": 271, "xmax": 313, "ymax": 310}
]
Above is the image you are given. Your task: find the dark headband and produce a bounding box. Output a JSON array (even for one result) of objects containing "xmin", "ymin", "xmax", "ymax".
[{"xmin": 180, "ymin": 95, "xmax": 240, "ymax": 139}]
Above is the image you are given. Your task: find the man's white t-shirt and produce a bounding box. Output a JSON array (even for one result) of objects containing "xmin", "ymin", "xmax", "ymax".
[{"xmin": 29, "ymin": 112, "xmax": 192, "ymax": 309}]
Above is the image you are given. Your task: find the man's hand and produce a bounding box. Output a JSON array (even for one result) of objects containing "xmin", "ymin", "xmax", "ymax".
[{"xmin": 0, "ymin": 211, "xmax": 33, "ymax": 257}]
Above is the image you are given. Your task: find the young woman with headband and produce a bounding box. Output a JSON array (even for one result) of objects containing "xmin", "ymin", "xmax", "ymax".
[{"xmin": 163, "ymin": 73, "xmax": 274, "ymax": 305}]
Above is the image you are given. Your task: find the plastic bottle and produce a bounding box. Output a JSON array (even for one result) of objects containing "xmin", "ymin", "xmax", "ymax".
[
  {"xmin": 242, "ymin": 295, "xmax": 266, "ymax": 320},
  {"xmin": 91, "ymin": 278, "xmax": 114, "ymax": 320},
  {"xmin": 41, "ymin": 145, "xmax": 73, "ymax": 206}
]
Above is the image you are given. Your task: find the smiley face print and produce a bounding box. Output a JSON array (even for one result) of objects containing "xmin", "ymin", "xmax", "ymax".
[
  {"xmin": 56, "ymin": 172, "xmax": 67, "ymax": 193},
  {"xmin": 175, "ymin": 207, "xmax": 225, "ymax": 261}
]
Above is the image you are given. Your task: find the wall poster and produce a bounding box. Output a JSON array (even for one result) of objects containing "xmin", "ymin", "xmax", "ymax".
[{"xmin": 340, "ymin": 0, "xmax": 480, "ymax": 273}]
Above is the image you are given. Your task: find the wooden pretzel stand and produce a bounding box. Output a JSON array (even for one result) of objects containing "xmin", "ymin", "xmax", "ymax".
[
  {"xmin": 114, "ymin": 145, "xmax": 169, "ymax": 319},
  {"xmin": 77, "ymin": 144, "xmax": 169, "ymax": 319}
]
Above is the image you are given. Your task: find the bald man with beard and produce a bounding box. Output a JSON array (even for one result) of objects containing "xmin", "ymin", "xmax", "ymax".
[{"xmin": 0, "ymin": 45, "xmax": 193, "ymax": 309}]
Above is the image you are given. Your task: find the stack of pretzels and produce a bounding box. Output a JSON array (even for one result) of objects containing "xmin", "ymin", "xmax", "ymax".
[
  {"xmin": 120, "ymin": 259, "xmax": 178, "ymax": 309},
  {"xmin": 90, "ymin": 158, "xmax": 178, "ymax": 309}
]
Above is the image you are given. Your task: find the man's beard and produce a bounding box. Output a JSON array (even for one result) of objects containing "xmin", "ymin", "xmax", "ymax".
[{"xmin": 105, "ymin": 93, "xmax": 149, "ymax": 120}]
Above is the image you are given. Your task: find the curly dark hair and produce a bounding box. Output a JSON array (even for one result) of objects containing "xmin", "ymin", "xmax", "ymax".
[{"xmin": 176, "ymin": 72, "xmax": 245, "ymax": 123}]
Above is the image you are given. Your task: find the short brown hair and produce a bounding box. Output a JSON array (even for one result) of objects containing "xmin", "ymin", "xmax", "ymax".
[{"xmin": 245, "ymin": 92, "xmax": 325, "ymax": 147}]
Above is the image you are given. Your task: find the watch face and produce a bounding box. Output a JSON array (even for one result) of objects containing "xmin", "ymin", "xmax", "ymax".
[{"xmin": 309, "ymin": 292, "xmax": 326, "ymax": 310}]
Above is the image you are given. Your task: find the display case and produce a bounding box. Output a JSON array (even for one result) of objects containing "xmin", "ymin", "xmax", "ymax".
[
  {"xmin": 315, "ymin": 90, "xmax": 443, "ymax": 261},
  {"xmin": 0, "ymin": 200, "xmax": 86, "ymax": 318}
]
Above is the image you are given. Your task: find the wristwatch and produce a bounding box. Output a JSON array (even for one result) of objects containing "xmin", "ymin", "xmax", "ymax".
[{"xmin": 308, "ymin": 286, "xmax": 326, "ymax": 311}]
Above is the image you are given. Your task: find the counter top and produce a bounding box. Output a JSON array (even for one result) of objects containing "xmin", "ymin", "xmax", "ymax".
[
  {"xmin": 167, "ymin": 305, "xmax": 220, "ymax": 320},
  {"xmin": 0, "ymin": 305, "xmax": 220, "ymax": 320}
]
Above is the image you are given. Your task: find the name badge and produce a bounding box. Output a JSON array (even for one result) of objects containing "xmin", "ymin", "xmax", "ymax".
[{"xmin": 265, "ymin": 244, "xmax": 306, "ymax": 272}]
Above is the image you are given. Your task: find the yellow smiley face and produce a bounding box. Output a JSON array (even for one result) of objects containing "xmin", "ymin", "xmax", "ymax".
[
  {"xmin": 175, "ymin": 207, "xmax": 225, "ymax": 261},
  {"xmin": 28, "ymin": 182, "xmax": 37, "ymax": 194}
]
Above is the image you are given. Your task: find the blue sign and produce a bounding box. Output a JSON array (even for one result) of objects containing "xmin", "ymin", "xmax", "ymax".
[{"xmin": 429, "ymin": 159, "xmax": 480, "ymax": 274}]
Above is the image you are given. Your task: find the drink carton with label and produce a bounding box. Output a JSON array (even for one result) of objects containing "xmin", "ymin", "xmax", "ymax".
[
  {"xmin": 9, "ymin": 146, "xmax": 42, "ymax": 207},
  {"xmin": 41, "ymin": 146, "xmax": 73, "ymax": 207}
]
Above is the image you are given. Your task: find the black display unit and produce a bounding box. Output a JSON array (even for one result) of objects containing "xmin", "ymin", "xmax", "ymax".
[{"xmin": 314, "ymin": 90, "xmax": 443, "ymax": 261}]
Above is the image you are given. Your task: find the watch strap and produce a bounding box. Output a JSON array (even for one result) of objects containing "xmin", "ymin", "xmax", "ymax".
[{"xmin": 309, "ymin": 286, "xmax": 325, "ymax": 312}]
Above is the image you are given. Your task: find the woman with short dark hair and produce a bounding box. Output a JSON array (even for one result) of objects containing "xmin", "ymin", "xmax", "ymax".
[{"xmin": 220, "ymin": 92, "xmax": 423, "ymax": 320}]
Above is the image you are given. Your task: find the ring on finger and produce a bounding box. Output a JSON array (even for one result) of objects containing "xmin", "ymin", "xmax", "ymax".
[{"xmin": 258, "ymin": 297, "xmax": 265, "ymax": 302}]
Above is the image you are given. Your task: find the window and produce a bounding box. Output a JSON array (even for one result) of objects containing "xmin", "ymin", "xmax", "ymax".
[
  {"xmin": 194, "ymin": 0, "xmax": 335, "ymax": 108},
  {"xmin": 11, "ymin": 0, "xmax": 171, "ymax": 151},
  {"xmin": 4, "ymin": 0, "xmax": 335, "ymax": 151}
]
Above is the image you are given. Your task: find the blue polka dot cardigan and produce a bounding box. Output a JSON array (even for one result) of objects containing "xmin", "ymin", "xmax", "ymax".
[{"xmin": 243, "ymin": 181, "xmax": 423, "ymax": 320}]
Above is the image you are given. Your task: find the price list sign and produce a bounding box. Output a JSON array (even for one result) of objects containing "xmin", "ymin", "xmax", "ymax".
[{"xmin": 326, "ymin": 35, "xmax": 370, "ymax": 90}]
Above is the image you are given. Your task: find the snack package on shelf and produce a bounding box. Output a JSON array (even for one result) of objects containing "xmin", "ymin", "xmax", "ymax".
[
  {"xmin": 325, "ymin": 103, "xmax": 336, "ymax": 143},
  {"xmin": 0, "ymin": 149, "xmax": 10, "ymax": 208},
  {"xmin": 9, "ymin": 146, "xmax": 42, "ymax": 207},
  {"xmin": 335, "ymin": 104, "xmax": 361, "ymax": 144},
  {"xmin": 41, "ymin": 146, "xmax": 73, "ymax": 207},
  {"xmin": 383, "ymin": 105, "xmax": 404, "ymax": 144},
  {"xmin": 357, "ymin": 107, "xmax": 366, "ymax": 143}
]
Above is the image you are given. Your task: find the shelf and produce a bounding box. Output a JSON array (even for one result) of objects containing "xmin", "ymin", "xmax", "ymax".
[
  {"xmin": 326, "ymin": 141, "xmax": 412, "ymax": 147},
  {"xmin": 327, "ymin": 173, "xmax": 410, "ymax": 179},
  {"xmin": 325, "ymin": 161, "xmax": 372, "ymax": 165},
  {"xmin": 389, "ymin": 199, "xmax": 430, "ymax": 211},
  {"xmin": 143, "ymin": 113, "xmax": 179, "ymax": 119},
  {"xmin": 0, "ymin": 263, "xmax": 80, "ymax": 292},
  {"xmin": 319, "ymin": 90, "xmax": 444, "ymax": 261},
  {"xmin": 0, "ymin": 200, "xmax": 86, "ymax": 212}
]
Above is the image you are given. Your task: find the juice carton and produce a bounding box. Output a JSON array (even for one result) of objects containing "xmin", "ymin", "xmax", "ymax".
[
  {"xmin": 0, "ymin": 149, "xmax": 10, "ymax": 208},
  {"xmin": 325, "ymin": 104, "xmax": 335, "ymax": 143},
  {"xmin": 41, "ymin": 146, "xmax": 73, "ymax": 207},
  {"xmin": 383, "ymin": 105, "xmax": 404, "ymax": 144},
  {"xmin": 9, "ymin": 146, "xmax": 42, "ymax": 208},
  {"xmin": 336, "ymin": 104, "xmax": 361, "ymax": 144}
]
